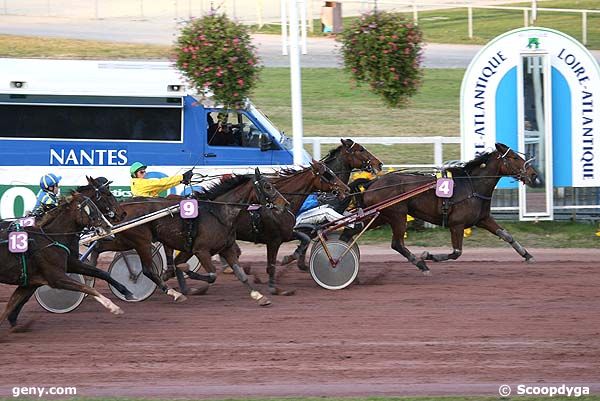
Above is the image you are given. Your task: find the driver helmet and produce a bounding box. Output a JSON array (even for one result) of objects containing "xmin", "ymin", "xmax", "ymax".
[{"xmin": 40, "ymin": 173, "xmax": 62, "ymax": 191}]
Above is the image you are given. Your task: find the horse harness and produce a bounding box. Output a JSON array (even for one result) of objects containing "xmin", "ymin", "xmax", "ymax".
[{"xmin": 436, "ymin": 169, "xmax": 492, "ymax": 228}]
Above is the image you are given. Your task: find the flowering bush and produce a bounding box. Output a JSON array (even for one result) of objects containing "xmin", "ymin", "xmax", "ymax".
[
  {"xmin": 338, "ymin": 11, "xmax": 423, "ymax": 107},
  {"xmin": 174, "ymin": 13, "xmax": 261, "ymax": 109}
]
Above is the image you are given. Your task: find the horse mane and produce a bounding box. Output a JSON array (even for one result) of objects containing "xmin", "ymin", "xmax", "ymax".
[
  {"xmin": 203, "ymin": 175, "xmax": 252, "ymax": 200},
  {"xmin": 320, "ymin": 145, "xmax": 342, "ymax": 163},
  {"xmin": 445, "ymin": 150, "xmax": 495, "ymax": 176},
  {"xmin": 37, "ymin": 195, "xmax": 74, "ymax": 227}
]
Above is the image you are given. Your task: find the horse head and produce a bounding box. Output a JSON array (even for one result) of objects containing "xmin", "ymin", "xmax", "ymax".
[
  {"xmin": 49, "ymin": 191, "xmax": 113, "ymax": 235},
  {"xmin": 84, "ymin": 176, "xmax": 127, "ymax": 222},
  {"xmin": 495, "ymin": 143, "xmax": 542, "ymax": 187},
  {"xmin": 309, "ymin": 160, "xmax": 351, "ymax": 199},
  {"xmin": 341, "ymin": 138, "xmax": 383, "ymax": 173},
  {"xmin": 253, "ymin": 168, "xmax": 289, "ymax": 209}
]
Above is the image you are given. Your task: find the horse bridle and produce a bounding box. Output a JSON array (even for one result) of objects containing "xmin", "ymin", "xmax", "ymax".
[
  {"xmin": 252, "ymin": 178, "xmax": 289, "ymax": 210},
  {"xmin": 77, "ymin": 195, "xmax": 113, "ymax": 233},
  {"xmin": 344, "ymin": 141, "xmax": 378, "ymax": 173},
  {"xmin": 90, "ymin": 180, "xmax": 118, "ymax": 220},
  {"xmin": 498, "ymin": 147, "xmax": 535, "ymax": 183}
]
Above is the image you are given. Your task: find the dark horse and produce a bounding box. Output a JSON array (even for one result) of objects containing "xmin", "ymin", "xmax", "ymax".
[
  {"xmin": 171, "ymin": 161, "xmax": 351, "ymax": 295},
  {"xmin": 0, "ymin": 192, "xmax": 124, "ymax": 329},
  {"xmin": 89, "ymin": 170, "xmax": 290, "ymax": 306},
  {"xmin": 281, "ymin": 138, "xmax": 383, "ymax": 265},
  {"xmin": 344, "ymin": 143, "xmax": 541, "ymax": 274},
  {"xmin": 4, "ymin": 177, "xmax": 132, "ymax": 329}
]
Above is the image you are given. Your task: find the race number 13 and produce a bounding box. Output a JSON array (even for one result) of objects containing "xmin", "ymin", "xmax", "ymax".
[
  {"xmin": 180, "ymin": 199, "xmax": 198, "ymax": 219},
  {"xmin": 436, "ymin": 178, "xmax": 454, "ymax": 198},
  {"xmin": 8, "ymin": 231, "xmax": 28, "ymax": 253}
]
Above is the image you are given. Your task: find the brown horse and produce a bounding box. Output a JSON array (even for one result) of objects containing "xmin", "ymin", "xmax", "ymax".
[
  {"xmin": 344, "ymin": 143, "xmax": 540, "ymax": 274},
  {"xmin": 0, "ymin": 192, "xmax": 123, "ymax": 329},
  {"xmin": 4, "ymin": 177, "xmax": 132, "ymax": 329},
  {"xmin": 90, "ymin": 170, "xmax": 288, "ymax": 305},
  {"xmin": 171, "ymin": 161, "xmax": 351, "ymax": 294},
  {"xmin": 281, "ymin": 139, "xmax": 383, "ymax": 265}
]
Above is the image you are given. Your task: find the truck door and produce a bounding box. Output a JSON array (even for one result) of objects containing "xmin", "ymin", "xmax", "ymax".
[{"xmin": 203, "ymin": 110, "xmax": 275, "ymax": 166}]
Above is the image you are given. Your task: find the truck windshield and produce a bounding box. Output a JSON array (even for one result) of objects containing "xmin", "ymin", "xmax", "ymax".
[{"xmin": 249, "ymin": 103, "xmax": 291, "ymax": 150}]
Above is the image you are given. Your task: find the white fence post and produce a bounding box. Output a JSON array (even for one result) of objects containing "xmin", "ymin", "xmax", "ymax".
[
  {"xmin": 434, "ymin": 137, "xmax": 443, "ymax": 166},
  {"xmin": 582, "ymin": 11, "xmax": 588, "ymax": 45},
  {"xmin": 281, "ymin": 0, "xmax": 288, "ymax": 56},
  {"xmin": 412, "ymin": 1, "xmax": 418, "ymax": 24},
  {"xmin": 311, "ymin": 138, "xmax": 321, "ymax": 160},
  {"xmin": 524, "ymin": 9, "xmax": 528, "ymax": 27},
  {"xmin": 300, "ymin": 0, "xmax": 307, "ymax": 55},
  {"xmin": 467, "ymin": 6, "xmax": 473, "ymax": 39}
]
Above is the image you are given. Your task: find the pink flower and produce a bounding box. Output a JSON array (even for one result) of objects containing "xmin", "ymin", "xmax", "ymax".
[{"xmin": 237, "ymin": 78, "xmax": 245, "ymax": 87}]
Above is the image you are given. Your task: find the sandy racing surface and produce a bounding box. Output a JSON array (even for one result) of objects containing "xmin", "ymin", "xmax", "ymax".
[{"xmin": 1, "ymin": 244, "xmax": 599, "ymax": 398}]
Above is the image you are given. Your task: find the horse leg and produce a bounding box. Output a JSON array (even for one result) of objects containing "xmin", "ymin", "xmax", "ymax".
[
  {"xmin": 476, "ymin": 216, "xmax": 535, "ymax": 262},
  {"xmin": 220, "ymin": 246, "xmax": 271, "ymax": 307},
  {"xmin": 45, "ymin": 274, "xmax": 124, "ymax": 315},
  {"xmin": 267, "ymin": 242, "xmax": 296, "ymax": 296},
  {"xmin": 420, "ymin": 225, "xmax": 464, "ymax": 262},
  {"xmin": 7, "ymin": 287, "xmax": 37, "ymax": 328},
  {"xmin": 67, "ymin": 258, "xmax": 137, "ymax": 301},
  {"xmin": 0, "ymin": 286, "xmax": 38, "ymax": 329},
  {"xmin": 388, "ymin": 215, "xmax": 431, "ymax": 275},
  {"xmin": 162, "ymin": 245, "xmax": 176, "ymax": 281},
  {"xmin": 136, "ymin": 247, "xmax": 187, "ymax": 302}
]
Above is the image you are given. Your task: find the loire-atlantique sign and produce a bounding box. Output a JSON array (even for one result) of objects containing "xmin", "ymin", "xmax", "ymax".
[{"xmin": 461, "ymin": 27, "xmax": 600, "ymax": 187}]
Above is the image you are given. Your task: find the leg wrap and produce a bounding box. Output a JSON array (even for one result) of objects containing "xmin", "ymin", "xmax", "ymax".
[
  {"xmin": 496, "ymin": 229, "xmax": 528, "ymax": 257},
  {"xmin": 231, "ymin": 264, "xmax": 248, "ymax": 283}
]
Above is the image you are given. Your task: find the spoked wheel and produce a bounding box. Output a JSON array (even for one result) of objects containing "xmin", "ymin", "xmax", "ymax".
[
  {"xmin": 108, "ymin": 247, "xmax": 163, "ymax": 302},
  {"xmin": 309, "ymin": 239, "xmax": 360, "ymax": 290},
  {"xmin": 309, "ymin": 231, "xmax": 360, "ymax": 262},
  {"xmin": 35, "ymin": 273, "xmax": 86, "ymax": 314}
]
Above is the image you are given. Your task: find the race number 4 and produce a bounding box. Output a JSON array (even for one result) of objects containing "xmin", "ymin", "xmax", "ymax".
[
  {"xmin": 180, "ymin": 199, "xmax": 198, "ymax": 219},
  {"xmin": 8, "ymin": 231, "xmax": 28, "ymax": 253},
  {"xmin": 436, "ymin": 178, "xmax": 454, "ymax": 198}
]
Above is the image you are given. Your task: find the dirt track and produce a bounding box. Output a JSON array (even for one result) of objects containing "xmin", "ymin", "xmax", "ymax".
[{"xmin": 1, "ymin": 244, "xmax": 599, "ymax": 399}]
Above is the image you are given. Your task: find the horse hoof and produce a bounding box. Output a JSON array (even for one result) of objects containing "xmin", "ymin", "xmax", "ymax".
[
  {"xmin": 525, "ymin": 257, "xmax": 536, "ymax": 264},
  {"xmin": 125, "ymin": 294, "xmax": 138, "ymax": 302},
  {"xmin": 258, "ymin": 297, "xmax": 272, "ymax": 307},
  {"xmin": 9, "ymin": 320, "xmax": 35, "ymax": 333},
  {"xmin": 422, "ymin": 270, "xmax": 432, "ymax": 276},
  {"xmin": 420, "ymin": 251, "xmax": 430, "ymax": 260},
  {"xmin": 280, "ymin": 255, "xmax": 295, "ymax": 265},
  {"xmin": 174, "ymin": 294, "xmax": 188, "ymax": 303},
  {"xmin": 185, "ymin": 284, "xmax": 209, "ymax": 296},
  {"xmin": 111, "ymin": 306, "xmax": 124, "ymax": 315},
  {"xmin": 223, "ymin": 267, "xmax": 234, "ymax": 274}
]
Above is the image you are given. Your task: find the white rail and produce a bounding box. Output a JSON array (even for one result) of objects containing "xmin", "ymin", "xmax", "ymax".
[{"xmin": 304, "ymin": 136, "xmax": 461, "ymax": 168}]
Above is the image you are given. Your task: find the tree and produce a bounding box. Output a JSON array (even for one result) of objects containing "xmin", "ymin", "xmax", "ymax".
[
  {"xmin": 174, "ymin": 13, "xmax": 261, "ymax": 109},
  {"xmin": 338, "ymin": 11, "xmax": 424, "ymax": 107}
]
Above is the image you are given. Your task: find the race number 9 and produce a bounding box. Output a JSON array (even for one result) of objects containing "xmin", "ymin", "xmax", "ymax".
[
  {"xmin": 180, "ymin": 199, "xmax": 198, "ymax": 219},
  {"xmin": 435, "ymin": 178, "xmax": 454, "ymax": 198},
  {"xmin": 8, "ymin": 231, "xmax": 28, "ymax": 253}
]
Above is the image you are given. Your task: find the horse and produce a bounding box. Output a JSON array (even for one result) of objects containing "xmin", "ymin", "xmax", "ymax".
[
  {"xmin": 88, "ymin": 169, "xmax": 290, "ymax": 306},
  {"xmin": 280, "ymin": 138, "xmax": 383, "ymax": 266},
  {"xmin": 3, "ymin": 176, "xmax": 132, "ymax": 329},
  {"xmin": 343, "ymin": 143, "xmax": 541, "ymax": 274},
  {"xmin": 0, "ymin": 192, "xmax": 123, "ymax": 330},
  {"xmin": 170, "ymin": 161, "xmax": 352, "ymax": 295}
]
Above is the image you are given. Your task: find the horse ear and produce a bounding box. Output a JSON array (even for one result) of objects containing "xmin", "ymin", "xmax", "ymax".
[
  {"xmin": 341, "ymin": 138, "xmax": 353, "ymax": 148},
  {"xmin": 254, "ymin": 167, "xmax": 261, "ymax": 180},
  {"xmin": 495, "ymin": 143, "xmax": 508, "ymax": 152}
]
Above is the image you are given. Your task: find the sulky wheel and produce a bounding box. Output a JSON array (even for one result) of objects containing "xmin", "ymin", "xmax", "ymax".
[
  {"xmin": 35, "ymin": 273, "xmax": 86, "ymax": 314},
  {"xmin": 309, "ymin": 231, "xmax": 360, "ymax": 262},
  {"xmin": 309, "ymin": 239, "xmax": 360, "ymax": 290},
  {"xmin": 108, "ymin": 249, "xmax": 162, "ymax": 302}
]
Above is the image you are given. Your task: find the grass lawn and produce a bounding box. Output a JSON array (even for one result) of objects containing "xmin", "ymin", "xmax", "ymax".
[{"xmin": 252, "ymin": 0, "xmax": 600, "ymax": 49}]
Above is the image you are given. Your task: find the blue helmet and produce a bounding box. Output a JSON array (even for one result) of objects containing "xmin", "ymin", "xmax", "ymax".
[{"xmin": 40, "ymin": 173, "xmax": 62, "ymax": 191}]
